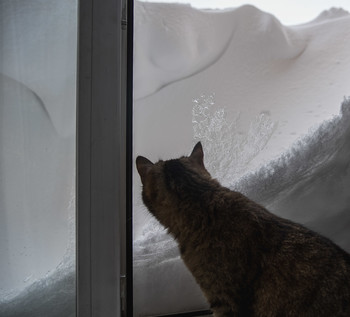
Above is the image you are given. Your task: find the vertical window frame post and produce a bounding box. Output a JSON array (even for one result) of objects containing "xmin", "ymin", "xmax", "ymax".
[{"xmin": 77, "ymin": 0, "xmax": 132, "ymax": 315}]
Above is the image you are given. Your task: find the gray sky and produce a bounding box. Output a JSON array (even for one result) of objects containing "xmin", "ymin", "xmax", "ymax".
[{"xmin": 138, "ymin": 0, "xmax": 350, "ymax": 25}]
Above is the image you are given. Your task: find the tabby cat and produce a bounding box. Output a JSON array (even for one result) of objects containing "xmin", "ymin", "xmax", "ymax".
[{"xmin": 136, "ymin": 142, "xmax": 350, "ymax": 316}]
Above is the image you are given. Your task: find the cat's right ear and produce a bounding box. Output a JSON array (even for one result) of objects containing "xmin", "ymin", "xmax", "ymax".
[
  {"xmin": 189, "ymin": 141, "xmax": 205, "ymax": 168},
  {"xmin": 136, "ymin": 156, "xmax": 154, "ymax": 184}
]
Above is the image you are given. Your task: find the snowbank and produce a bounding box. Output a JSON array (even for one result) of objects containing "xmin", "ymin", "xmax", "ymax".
[{"xmin": 133, "ymin": 2, "xmax": 350, "ymax": 237}]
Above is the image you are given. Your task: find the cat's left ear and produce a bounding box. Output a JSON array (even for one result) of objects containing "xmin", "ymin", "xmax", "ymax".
[
  {"xmin": 136, "ymin": 156, "xmax": 154, "ymax": 184},
  {"xmin": 189, "ymin": 142, "xmax": 205, "ymax": 168}
]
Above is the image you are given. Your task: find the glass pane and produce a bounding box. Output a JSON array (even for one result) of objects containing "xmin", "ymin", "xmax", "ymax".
[
  {"xmin": 133, "ymin": 1, "xmax": 350, "ymax": 316},
  {"xmin": 0, "ymin": 1, "xmax": 77, "ymax": 316}
]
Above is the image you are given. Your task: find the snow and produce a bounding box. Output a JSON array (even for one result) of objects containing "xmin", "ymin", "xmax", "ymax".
[
  {"xmin": 133, "ymin": 2, "xmax": 350, "ymax": 316},
  {"xmin": 133, "ymin": 1, "xmax": 350, "ymax": 234},
  {"xmin": 138, "ymin": 0, "xmax": 350, "ymax": 25},
  {"xmin": 313, "ymin": 7, "xmax": 350, "ymax": 23},
  {"xmin": 1, "ymin": 0, "xmax": 350, "ymax": 316}
]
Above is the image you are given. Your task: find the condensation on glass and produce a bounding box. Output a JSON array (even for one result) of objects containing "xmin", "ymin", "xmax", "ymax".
[{"xmin": 0, "ymin": 1, "xmax": 77, "ymax": 316}]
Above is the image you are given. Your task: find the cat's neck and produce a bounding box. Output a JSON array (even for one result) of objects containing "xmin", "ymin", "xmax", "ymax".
[{"xmin": 167, "ymin": 184, "xmax": 238, "ymax": 241}]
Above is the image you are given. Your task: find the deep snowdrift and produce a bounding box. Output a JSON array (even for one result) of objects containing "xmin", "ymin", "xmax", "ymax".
[
  {"xmin": 133, "ymin": 2, "xmax": 350, "ymax": 237},
  {"xmin": 134, "ymin": 3, "xmax": 307, "ymax": 100}
]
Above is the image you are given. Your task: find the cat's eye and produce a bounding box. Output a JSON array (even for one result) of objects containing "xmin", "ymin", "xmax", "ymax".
[{"xmin": 1, "ymin": 1, "xmax": 349, "ymax": 317}]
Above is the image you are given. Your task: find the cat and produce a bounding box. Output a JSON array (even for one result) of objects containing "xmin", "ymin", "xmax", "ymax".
[{"xmin": 136, "ymin": 142, "xmax": 350, "ymax": 317}]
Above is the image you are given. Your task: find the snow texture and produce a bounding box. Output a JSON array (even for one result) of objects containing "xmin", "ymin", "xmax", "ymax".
[{"xmin": 1, "ymin": 0, "xmax": 350, "ymax": 316}]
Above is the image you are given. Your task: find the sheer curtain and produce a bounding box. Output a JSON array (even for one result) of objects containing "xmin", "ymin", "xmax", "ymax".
[{"xmin": 0, "ymin": 1, "xmax": 77, "ymax": 316}]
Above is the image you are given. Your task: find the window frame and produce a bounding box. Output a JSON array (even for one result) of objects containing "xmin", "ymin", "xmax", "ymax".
[
  {"xmin": 77, "ymin": 0, "xmax": 210, "ymax": 315},
  {"xmin": 77, "ymin": 0, "xmax": 133, "ymax": 315}
]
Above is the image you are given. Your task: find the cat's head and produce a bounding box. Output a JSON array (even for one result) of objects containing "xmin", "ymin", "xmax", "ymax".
[{"xmin": 136, "ymin": 142, "xmax": 211, "ymax": 229}]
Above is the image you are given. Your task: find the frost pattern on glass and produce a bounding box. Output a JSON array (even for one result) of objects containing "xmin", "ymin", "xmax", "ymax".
[{"xmin": 192, "ymin": 94, "xmax": 277, "ymax": 186}]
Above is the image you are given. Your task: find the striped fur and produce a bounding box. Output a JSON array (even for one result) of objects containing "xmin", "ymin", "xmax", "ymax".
[{"xmin": 136, "ymin": 142, "xmax": 350, "ymax": 317}]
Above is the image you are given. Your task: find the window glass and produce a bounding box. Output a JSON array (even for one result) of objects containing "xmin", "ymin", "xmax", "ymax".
[
  {"xmin": 133, "ymin": 1, "xmax": 350, "ymax": 316},
  {"xmin": 0, "ymin": 1, "xmax": 77, "ymax": 316}
]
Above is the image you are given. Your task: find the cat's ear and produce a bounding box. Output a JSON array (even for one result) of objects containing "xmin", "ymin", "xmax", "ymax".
[
  {"xmin": 189, "ymin": 142, "xmax": 205, "ymax": 168},
  {"xmin": 136, "ymin": 156, "xmax": 154, "ymax": 184}
]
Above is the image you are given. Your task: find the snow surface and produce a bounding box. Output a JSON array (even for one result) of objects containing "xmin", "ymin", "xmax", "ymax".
[
  {"xmin": 133, "ymin": 2, "xmax": 350, "ymax": 316},
  {"xmin": 1, "ymin": 0, "xmax": 350, "ymax": 316},
  {"xmin": 138, "ymin": 1, "xmax": 350, "ymax": 24}
]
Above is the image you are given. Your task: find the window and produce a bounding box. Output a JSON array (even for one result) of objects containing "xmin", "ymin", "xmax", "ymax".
[
  {"xmin": 2, "ymin": 1, "xmax": 349, "ymax": 316},
  {"xmin": 1, "ymin": 1, "xmax": 130, "ymax": 316},
  {"xmin": 0, "ymin": 1, "xmax": 77, "ymax": 316},
  {"xmin": 132, "ymin": 1, "xmax": 350, "ymax": 316}
]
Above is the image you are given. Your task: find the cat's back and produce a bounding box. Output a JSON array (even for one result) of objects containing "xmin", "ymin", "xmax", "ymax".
[{"xmin": 227, "ymin": 194, "xmax": 350, "ymax": 316}]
